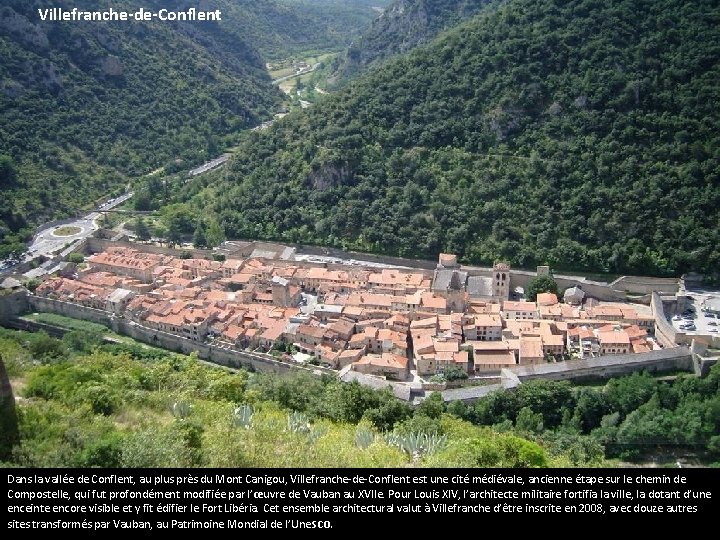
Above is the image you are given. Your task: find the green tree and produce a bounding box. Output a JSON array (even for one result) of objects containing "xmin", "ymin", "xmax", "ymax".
[
  {"xmin": 67, "ymin": 252, "xmax": 84, "ymax": 264},
  {"xmin": 446, "ymin": 400, "xmax": 471, "ymax": 420},
  {"xmin": 206, "ymin": 219, "xmax": 226, "ymax": 248},
  {"xmin": 311, "ymin": 381, "xmax": 388, "ymax": 424},
  {"xmin": 22, "ymin": 278, "xmax": 42, "ymax": 292},
  {"xmin": 161, "ymin": 204, "xmax": 195, "ymax": 245},
  {"xmin": 0, "ymin": 155, "xmax": 16, "ymax": 186},
  {"xmin": 152, "ymin": 223, "xmax": 168, "ymax": 245},
  {"xmin": 442, "ymin": 364, "xmax": 469, "ymax": 381},
  {"xmin": 193, "ymin": 221, "xmax": 208, "ymax": 249},
  {"xmin": 416, "ymin": 392, "xmax": 446, "ymax": 419},
  {"xmin": 135, "ymin": 217, "xmax": 151, "ymax": 241},
  {"xmin": 573, "ymin": 388, "xmax": 612, "ymax": 433},
  {"xmin": 526, "ymin": 275, "xmax": 559, "ymax": 301},
  {"xmin": 515, "ymin": 380, "xmax": 573, "ymax": 428},
  {"xmin": 515, "ymin": 406, "xmax": 544, "ymax": 434},
  {"xmin": 167, "ymin": 225, "xmax": 182, "ymax": 248},
  {"xmin": 363, "ymin": 399, "xmax": 413, "ymax": 432},
  {"xmin": 27, "ymin": 331, "xmax": 66, "ymax": 361},
  {"xmin": 62, "ymin": 330, "xmax": 104, "ymax": 353},
  {"xmin": 133, "ymin": 190, "xmax": 153, "ymax": 211},
  {"xmin": 606, "ymin": 373, "xmax": 657, "ymax": 417}
]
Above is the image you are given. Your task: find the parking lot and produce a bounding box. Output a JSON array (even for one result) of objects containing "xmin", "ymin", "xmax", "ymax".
[{"xmin": 669, "ymin": 292, "xmax": 720, "ymax": 336}]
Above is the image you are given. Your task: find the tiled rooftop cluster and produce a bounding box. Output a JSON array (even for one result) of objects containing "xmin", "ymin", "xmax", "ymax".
[{"xmin": 34, "ymin": 247, "xmax": 658, "ymax": 381}]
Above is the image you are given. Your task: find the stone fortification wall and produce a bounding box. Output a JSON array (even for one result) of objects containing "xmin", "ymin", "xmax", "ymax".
[
  {"xmin": 0, "ymin": 291, "xmax": 29, "ymax": 323},
  {"xmin": 86, "ymin": 237, "xmax": 215, "ymax": 259},
  {"xmin": 651, "ymin": 291, "xmax": 689, "ymax": 347},
  {"xmin": 508, "ymin": 347, "xmax": 693, "ymax": 383},
  {"xmin": 24, "ymin": 296, "xmax": 334, "ymax": 376},
  {"xmin": 610, "ymin": 275, "xmax": 680, "ymax": 295}
]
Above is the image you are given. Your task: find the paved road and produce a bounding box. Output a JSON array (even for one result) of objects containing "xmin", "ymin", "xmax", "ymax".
[
  {"xmin": 189, "ymin": 154, "xmax": 231, "ymax": 176},
  {"xmin": 16, "ymin": 192, "xmax": 134, "ymax": 276}
]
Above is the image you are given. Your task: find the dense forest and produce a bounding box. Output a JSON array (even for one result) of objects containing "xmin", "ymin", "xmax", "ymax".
[
  {"xmin": 175, "ymin": 0, "xmax": 719, "ymax": 280},
  {"xmin": 330, "ymin": 0, "xmax": 493, "ymax": 84},
  {"xmin": 2, "ymin": 326, "xmax": 717, "ymax": 467},
  {"xmin": 460, "ymin": 371, "xmax": 720, "ymax": 463},
  {"xmin": 0, "ymin": 0, "xmax": 386, "ymax": 260}
]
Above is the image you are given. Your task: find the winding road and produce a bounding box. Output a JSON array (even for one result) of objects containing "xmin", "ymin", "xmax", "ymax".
[{"xmin": 18, "ymin": 193, "xmax": 133, "ymax": 278}]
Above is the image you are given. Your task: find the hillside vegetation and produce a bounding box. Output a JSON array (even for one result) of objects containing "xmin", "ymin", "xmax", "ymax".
[
  {"xmin": 3, "ymin": 326, "xmax": 717, "ymax": 467},
  {"xmin": 0, "ymin": 0, "xmax": 281, "ymax": 258},
  {"xmin": 0, "ymin": 0, "xmax": 387, "ymax": 259},
  {"xmin": 330, "ymin": 0, "xmax": 493, "ymax": 83},
  {"xmin": 460, "ymin": 371, "xmax": 720, "ymax": 462},
  {"xmin": 0, "ymin": 328, "xmax": 557, "ymax": 468},
  {"xmin": 180, "ymin": 0, "xmax": 719, "ymax": 280}
]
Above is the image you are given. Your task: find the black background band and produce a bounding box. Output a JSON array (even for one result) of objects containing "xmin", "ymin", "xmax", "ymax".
[{"xmin": 4, "ymin": 468, "xmax": 715, "ymax": 530}]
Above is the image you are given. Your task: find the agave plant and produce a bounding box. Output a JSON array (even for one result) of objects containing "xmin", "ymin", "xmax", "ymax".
[
  {"xmin": 232, "ymin": 403, "xmax": 254, "ymax": 429},
  {"xmin": 307, "ymin": 425, "xmax": 327, "ymax": 444},
  {"xmin": 423, "ymin": 433, "xmax": 448, "ymax": 455},
  {"xmin": 170, "ymin": 400, "xmax": 191, "ymax": 419},
  {"xmin": 355, "ymin": 427, "xmax": 375, "ymax": 449},
  {"xmin": 286, "ymin": 411, "xmax": 327, "ymax": 443},
  {"xmin": 287, "ymin": 411, "xmax": 311, "ymax": 434},
  {"xmin": 385, "ymin": 431, "xmax": 448, "ymax": 458}
]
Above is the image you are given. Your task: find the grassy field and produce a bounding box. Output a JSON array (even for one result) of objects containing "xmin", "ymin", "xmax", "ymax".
[
  {"xmin": 22, "ymin": 312, "xmax": 111, "ymax": 333},
  {"xmin": 272, "ymin": 52, "xmax": 338, "ymax": 94},
  {"xmin": 53, "ymin": 226, "xmax": 82, "ymax": 237},
  {"xmin": 269, "ymin": 66, "xmax": 296, "ymax": 79},
  {"xmin": 20, "ymin": 312, "xmax": 162, "ymax": 349}
]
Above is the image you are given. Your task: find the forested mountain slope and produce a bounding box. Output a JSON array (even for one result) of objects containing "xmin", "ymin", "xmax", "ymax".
[
  {"xmin": 189, "ymin": 0, "xmax": 719, "ymax": 280},
  {"xmin": 2, "ymin": 0, "xmax": 358, "ymax": 258},
  {"xmin": 330, "ymin": 0, "xmax": 494, "ymax": 83}
]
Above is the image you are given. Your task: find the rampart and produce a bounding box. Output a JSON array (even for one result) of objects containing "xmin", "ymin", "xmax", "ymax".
[
  {"xmin": 441, "ymin": 347, "xmax": 695, "ymax": 403},
  {"xmin": 652, "ymin": 291, "xmax": 687, "ymax": 347},
  {"xmin": 86, "ymin": 237, "xmax": 215, "ymax": 259},
  {"xmin": 0, "ymin": 291, "xmax": 29, "ymax": 323},
  {"xmin": 506, "ymin": 347, "xmax": 694, "ymax": 383},
  {"xmin": 23, "ymin": 296, "xmax": 334, "ymax": 376},
  {"xmin": 5, "ymin": 292, "xmax": 715, "ymax": 404}
]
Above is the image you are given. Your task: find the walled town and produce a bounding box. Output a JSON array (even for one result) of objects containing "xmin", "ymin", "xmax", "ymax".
[{"xmin": 30, "ymin": 244, "xmax": 664, "ymax": 383}]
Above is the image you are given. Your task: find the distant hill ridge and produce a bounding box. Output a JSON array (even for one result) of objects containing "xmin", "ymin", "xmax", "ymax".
[{"xmin": 330, "ymin": 0, "xmax": 494, "ymax": 84}]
